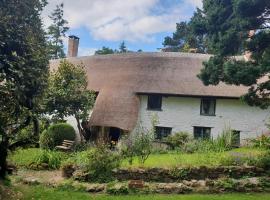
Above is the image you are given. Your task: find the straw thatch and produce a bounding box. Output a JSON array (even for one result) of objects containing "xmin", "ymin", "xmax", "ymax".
[{"xmin": 50, "ymin": 52, "xmax": 248, "ymax": 131}]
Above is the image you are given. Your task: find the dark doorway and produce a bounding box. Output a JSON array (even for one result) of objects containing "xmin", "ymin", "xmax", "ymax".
[{"xmin": 109, "ymin": 127, "xmax": 121, "ymax": 143}]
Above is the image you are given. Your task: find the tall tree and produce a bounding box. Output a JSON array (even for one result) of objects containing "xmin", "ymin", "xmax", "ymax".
[
  {"xmin": 0, "ymin": 0, "xmax": 49, "ymax": 178},
  {"xmin": 192, "ymin": 0, "xmax": 270, "ymax": 108},
  {"xmin": 119, "ymin": 41, "xmax": 127, "ymax": 53},
  {"xmin": 95, "ymin": 46, "xmax": 115, "ymax": 55},
  {"xmin": 163, "ymin": 21, "xmax": 207, "ymax": 53},
  {"xmin": 44, "ymin": 60, "xmax": 96, "ymax": 141},
  {"xmin": 47, "ymin": 3, "xmax": 69, "ymax": 59}
]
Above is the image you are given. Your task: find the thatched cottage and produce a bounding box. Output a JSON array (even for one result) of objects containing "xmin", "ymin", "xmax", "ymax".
[{"xmin": 50, "ymin": 36, "xmax": 270, "ymax": 145}]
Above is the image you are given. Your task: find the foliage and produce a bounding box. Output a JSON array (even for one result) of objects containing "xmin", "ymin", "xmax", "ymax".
[
  {"xmin": 15, "ymin": 185, "xmax": 270, "ymax": 200},
  {"xmin": 11, "ymin": 125, "xmax": 38, "ymax": 145},
  {"xmin": 163, "ymin": 21, "xmax": 207, "ymax": 53},
  {"xmin": 47, "ymin": 3, "xmax": 69, "ymax": 59},
  {"xmin": 250, "ymin": 134, "xmax": 270, "ymax": 149},
  {"xmin": 165, "ymin": 132, "xmax": 190, "ymax": 150},
  {"xmin": 44, "ymin": 60, "xmax": 96, "ymax": 141},
  {"xmin": 254, "ymin": 151, "xmax": 270, "ymax": 168},
  {"xmin": 119, "ymin": 41, "xmax": 127, "ymax": 53},
  {"xmin": 32, "ymin": 149, "xmax": 64, "ymax": 169},
  {"xmin": 82, "ymin": 145, "xmax": 122, "ymax": 182},
  {"xmin": 95, "ymin": 46, "xmax": 115, "ymax": 55},
  {"xmin": 121, "ymin": 148, "xmax": 265, "ymax": 168},
  {"xmin": 106, "ymin": 182, "xmax": 129, "ymax": 195},
  {"xmin": 9, "ymin": 148, "xmax": 66, "ymax": 169},
  {"xmin": 191, "ymin": 0, "xmax": 270, "ymax": 108},
  {"xmin": 39, "ymin": 123, "xmax": 76, "ymax": 149},
  {"xmin": 121, "ymin": 116, "xmax": 157, "ymax": 165},
  {"xmin": 0, "ymin": 0, "xmax": 49, "ymax": 178},
  {"xmin": 10, "ymin": 118, "xmax": 50, "ymax": 149},
  {"xmin": 120, "ymin": 136, "xmax": 136, "ymax": 165}
]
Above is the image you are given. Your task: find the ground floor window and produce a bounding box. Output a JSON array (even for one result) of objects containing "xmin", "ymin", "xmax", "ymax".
[
  {"xmin": 155, "ymin": 126, "xmax": 172, "ymax": 140},
  {"xmin": 231, "ymin": 130, "xmax": 240, "ymax": 147},
  {"xmin": 193, "ymin": 126, "xmax": 211, "ymax": 139}
]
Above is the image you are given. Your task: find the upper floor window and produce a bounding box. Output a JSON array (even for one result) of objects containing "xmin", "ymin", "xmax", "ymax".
[
  {"xmin": 200, "ymin": 98, "xmax": 216, "ymax": 116},
  {"xmin": 147, "ymin": 94, "xmax": 162, "ymax": 110},
  {"xmin": 193, "ymin": 126, "xmax": 211, "ymax": 140},
  {"xmin": 155, "ymin": 126, "xmax": 172, "ymax": 140}
]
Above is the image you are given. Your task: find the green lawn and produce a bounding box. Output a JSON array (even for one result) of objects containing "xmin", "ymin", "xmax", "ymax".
[
  {"xmin": 16, "ymin": 185, "xmax": 270, "ymax": 200},
  {"xmin": 9, "ymin": 147, "xmax": 265, "ymax": 169},
  {"xmin": 121, "ymin": 148, "xmax": 265, "ymax": 168}
]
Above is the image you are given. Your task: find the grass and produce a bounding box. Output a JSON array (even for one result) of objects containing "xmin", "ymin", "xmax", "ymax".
[
  {"xmin": 15, "ymin": 185, "xmax": 270, "ymax": 200},
  {"xmin": 121, "ymin": 147, "xmax": 266, "ymax": 168},
  {"xmin": 9, "ymin": 147, "xmax": 266, "ymax": 169},
  {"xmin": 9, "ymin": 148, "xmax": 67, "ymax": 169}
]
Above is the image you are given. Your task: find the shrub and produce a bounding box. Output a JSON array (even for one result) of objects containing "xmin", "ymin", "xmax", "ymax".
[
  {"xmin": 32, "ymin": 150, "xmax": 64, "ymax": 169},
  {"xmin": 133, "ymin": 126, "xmax": 154, "ymax": 164},
  {"xmin": 181, "ymin": 128, "xmax": 235, "ymax": 153},
  {"xmin": 165, "ymin": 132, "xmax": 190, "ymax": 150},
  {"xmin": 120, "ymin": 136, "xmax": 136, "ymax": 165},
  {"xmin": 83, "ymin": 145, "xmax": 121, "ymax": 183},
  {"xmin": 255, "ymin": 151, "xmax": 270, "ymax": 168},
  {"xmin": 250, "ymin": 134, "xmax": 270, "ymax": 149},
  {"xmin": 40, "ymin": 123, "xmax": 76, "ymax": 149}
]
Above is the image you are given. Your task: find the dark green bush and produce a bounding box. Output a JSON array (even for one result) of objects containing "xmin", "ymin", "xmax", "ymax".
[
  {"xmin": 164, "ymin": 132, "xmax": 190, "ymax": 150},
  {"xmin": 83, "ymin": 145, "xmax": 121, "ymax": 183},
  {"xmin": 40, "ymin": 123, "xmax": 76, "ymax": 149}
]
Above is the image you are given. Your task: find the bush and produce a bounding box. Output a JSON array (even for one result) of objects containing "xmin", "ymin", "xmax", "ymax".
[
  {"xmin": 251, "ymin": 134, "xmax": 270, "ymax": 149},
  {"xmin": 256, "ymin": 151, "xmax": 270, "ymax": 168},
  {"xmin": 180, "ymin": 128, "xmax": 235, "ymax": 153},
  {"xmin": 32, "ymin": 150, "xmax": 64, "ymax": 169},
  {"xmin": 165, "ymin": 132, "xmax": 190, "ymax": 150},
  {"xmin": 133, "ymin": 126, "xmax": 154, "ymax": 164},
  {"xmin": 40, "ymin": 123, "xmax": 76, "ymax": 149},
  {"xmin": 120, "ymin": 136, "xmax": 136, "ymax": 165},
  {"xmin": 82, "ymin": 145, "xmax": 121, "ymax": 183}
]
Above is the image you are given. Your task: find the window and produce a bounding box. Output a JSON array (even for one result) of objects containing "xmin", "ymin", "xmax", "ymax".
[
  {"xmin": 155, "ymin": 126, "xmax": 172, "ymax": 140},
  {"xmin": 231, "ymin": 130, "xmax": 240, "ymax": 147},
  {"xmin": 193, "ymin": 127, "xmax": 211, "ymax": 139},
  {"xmin": 147, "ymin": 94, "xmax": 162, "ymax": 110},
  {"xmin": 200, "ymin": 98, "xmax": 216, "ymax": 116}
]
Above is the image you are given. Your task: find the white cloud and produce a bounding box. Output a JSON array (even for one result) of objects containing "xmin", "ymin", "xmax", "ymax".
[
  {"xmin": 43, "ymin": 0, "xmax": 198, "ymax": 43},
  {"xmin": 78, "ymin": 47, "xmax": 97, "ymax": 56},
  {"xmin": 186, "ymin": 0, "xmax": 203, "ymax": 8}
]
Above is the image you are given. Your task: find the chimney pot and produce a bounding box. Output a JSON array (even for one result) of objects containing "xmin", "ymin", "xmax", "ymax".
[{"xmin": 68, "ymin": 35, "xmax": 79, "ymax": 57}]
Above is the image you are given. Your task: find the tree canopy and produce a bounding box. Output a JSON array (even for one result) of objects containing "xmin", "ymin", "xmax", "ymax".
[
  {"xmin": 163, "ymin": 21, "xmax": 207, "ymax": 53},
  {"xmin": 95, "ymin": 46, "xmax": 115, "ymax": 55},
  {"xmin": 44, "ymin": 60, "xmax": 96, "ymax": 141},
  {"xmin": 47, "ymin": 3, "xmax": 69, "ymax": 59},
  {"xmin": 191, "ymin": 0, "xmax": 270, "ymax": 108},
  {"xmin": 0, "ymin": 0, "xmax": 49, "ymax": 178}
]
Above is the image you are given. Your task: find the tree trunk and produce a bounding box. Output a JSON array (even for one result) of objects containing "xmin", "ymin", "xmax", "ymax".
[
  {"xmin": 75, "ymin": 115, "xmax": 84, "ymax": 142},
  {"xmin": 32, "ymin": 116, "xmax": 40, "ymax": 137},
  {"xmin": 0, "ymin": 134, "xmax": 8, "ymax": 179}
]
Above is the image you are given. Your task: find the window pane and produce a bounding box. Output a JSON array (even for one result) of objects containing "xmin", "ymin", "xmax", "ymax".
[
  {"xmin": 194, "ymin": 127, "xmax": 211, "ymax": 139},
  {"xmin": 148, "ymin": 95, "xmax": 162, "ymax": 110},
  {"xmin": 194, "ymin": 127, "xmax": 202, "ymax": 139},
  {"xmin": 232, "ymin": 130, "xmax": 240, "ymax": 147},
  {"xmin": 203, "ymin": 128, "xmax": 211, "ymax": 139},
  {"xmin": 155, "ymin": 126, "xmax": 172, "ymax": 140},
  {"xmin": 201, "ymin": 99, "xmax": 216, "ymax": 115}
]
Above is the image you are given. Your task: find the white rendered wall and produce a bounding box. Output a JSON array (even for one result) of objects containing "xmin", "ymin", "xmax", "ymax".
[{"xmin": 137, "ymin": 95, "xmax": 270, "ymax": 142}]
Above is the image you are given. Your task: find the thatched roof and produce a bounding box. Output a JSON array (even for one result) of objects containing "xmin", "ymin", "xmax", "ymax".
[{"xmin": 50, "ymin": 52, "xmax": 248, "ymax": 131}]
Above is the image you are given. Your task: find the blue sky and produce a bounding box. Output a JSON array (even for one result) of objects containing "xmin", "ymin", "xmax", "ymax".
[{"xmin": 43, "ymin": 0, "xmax": 202, "ymax": 56}]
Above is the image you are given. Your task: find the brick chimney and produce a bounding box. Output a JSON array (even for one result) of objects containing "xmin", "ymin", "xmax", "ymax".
[{"xmin": 68, "ymin": 35, "xmax": 79, "ymax": 57}]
